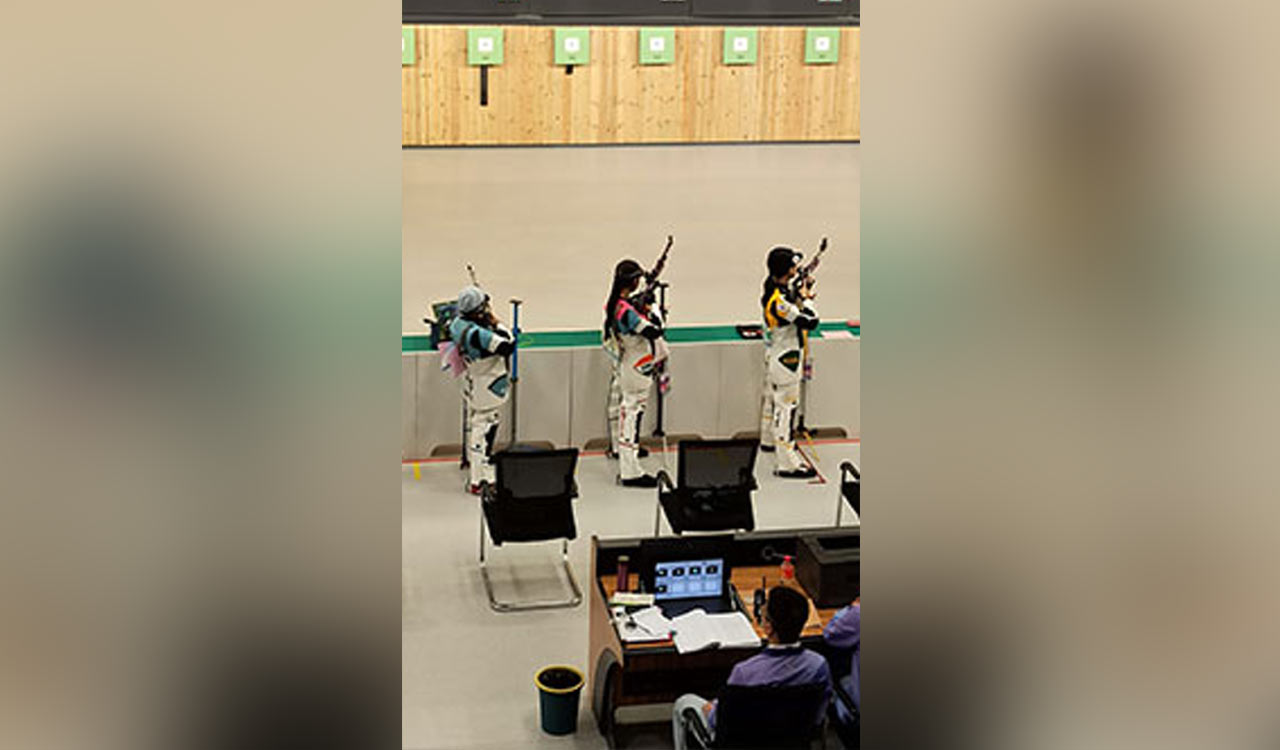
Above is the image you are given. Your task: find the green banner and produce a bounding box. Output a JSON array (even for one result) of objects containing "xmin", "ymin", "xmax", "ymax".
[{"xmin": 403, "ymin": 321, "xmax": 860, "ymax": 353}]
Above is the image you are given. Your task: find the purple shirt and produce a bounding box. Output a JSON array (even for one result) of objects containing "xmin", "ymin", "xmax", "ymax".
[
  {"xmin": 708, "ymin": 645, "xmax": 833, "ymax": 730},
  {"xmin": 822, "ymin": 603, "xmax": 861, "ymax": 716}
]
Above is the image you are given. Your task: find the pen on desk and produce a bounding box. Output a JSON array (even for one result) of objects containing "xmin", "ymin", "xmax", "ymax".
[{"xmin": 624, "ymin": 614, "xmax": 657, "ymax": 636}]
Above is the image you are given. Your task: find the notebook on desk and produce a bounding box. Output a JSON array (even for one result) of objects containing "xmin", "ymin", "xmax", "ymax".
[
  {"xmin": 670, "ymin": 609, "xmax": 762, "ymax": 654},
  {"xmin": 612, "ymin": 605, "xmax": 674, "ymax": 644}
]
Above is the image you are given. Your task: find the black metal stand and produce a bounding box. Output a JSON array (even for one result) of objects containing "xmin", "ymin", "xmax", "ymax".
[
  {"xmin": 795, "ymin": 388, "xmax": 808, "ymax": 438},
  {"xmin": 509, "ymin": 298, "xmax": 522, "ymax": 445},
  {"xmin": 460, "ymin": 400, "xmax": 470, "ymax": 470},
  {"xmin": 652, "ymin": 283, "xmax": 668, "ymax": 438},
  {"xmin": 795, "ymin": 331, "xmax": 811, "ymax": 439}
]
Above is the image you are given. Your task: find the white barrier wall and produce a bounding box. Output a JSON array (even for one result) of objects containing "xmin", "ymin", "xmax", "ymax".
[{"xmin": 403, "ymin": 338, "xmax": 859, "ymax": 459}]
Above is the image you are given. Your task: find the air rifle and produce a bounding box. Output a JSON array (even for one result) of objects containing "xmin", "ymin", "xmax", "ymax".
[
  {"xmin": 791, "ymin": 236, "xmax": 828, "ymax": 297},
  {"xmin": 635, "ymin": 235, "xmax": 673, "ymax": 310}
]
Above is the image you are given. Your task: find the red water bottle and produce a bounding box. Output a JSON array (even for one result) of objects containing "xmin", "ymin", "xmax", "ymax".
[
  {"xmin": 616, "ymin": 555, "xmax": 630, "ymax": 593},
  {"xmin": 780, "ymin": 555, "xmax": 795, "ymax": 586}
]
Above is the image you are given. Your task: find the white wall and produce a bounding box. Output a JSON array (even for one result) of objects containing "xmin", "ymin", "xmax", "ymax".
[
  {"xmin": 403, "ymin": 143, "xmax": 860, "ymax": 332},
  {"xmin": 403, "ymin": 337, "xmax": 859, "ymax": 459}
]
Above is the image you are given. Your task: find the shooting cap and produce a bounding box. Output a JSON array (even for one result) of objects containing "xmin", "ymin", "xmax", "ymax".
[
  {"xmin": 457, "ymin": 285, "xmax": 489, "ymax": 314},
  {"xmin": 767, "ymin": 246, "xmax": 801, "ymax": 277},
  {"xmin": 614, "ymin": 259, "xmax": 644, "ymax": 284}
]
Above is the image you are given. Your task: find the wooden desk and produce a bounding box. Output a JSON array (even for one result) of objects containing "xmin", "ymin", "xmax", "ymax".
[
  {"xmin": 587, "ymin": 529, "xmax": 859, "ymax": 747},
  {"xmin": 598, "ymin": 569, "xmax": 839, "ymax": 648}
]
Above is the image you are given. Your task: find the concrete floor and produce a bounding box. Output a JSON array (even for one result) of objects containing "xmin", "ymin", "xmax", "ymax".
[{"xmin": 402, "ymin": 440, "xmax": 860, "ymax": 750}]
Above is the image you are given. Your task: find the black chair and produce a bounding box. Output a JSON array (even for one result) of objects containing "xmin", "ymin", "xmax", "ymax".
[
  {"xmin": 684, "ymin": 682, "xmax": 829, "ymax": 749},
  {"xmin": 835, "ymin": 462, "xmax": 860, "ymax": 526},
  {"xmin": 654, "ymin": 439, "xmax": 758, "ymax": 536},
  {"xmin": 479, "ymin": 448, "xmax": 582, "ymax": 612},
  {"xmin": 830, "ymin": 678, "xmax": 861, "ymax": 749}
]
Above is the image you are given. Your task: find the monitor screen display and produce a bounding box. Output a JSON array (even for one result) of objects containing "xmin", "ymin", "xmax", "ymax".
[{"xmin": 652, "ymin": 558, "xmax": 725, "ymax": 601}]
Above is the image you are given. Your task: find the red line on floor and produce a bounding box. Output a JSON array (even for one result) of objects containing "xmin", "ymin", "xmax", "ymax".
[{"xmin": 402, "ymin": 437, "xmax": 859, "ymax": 465}]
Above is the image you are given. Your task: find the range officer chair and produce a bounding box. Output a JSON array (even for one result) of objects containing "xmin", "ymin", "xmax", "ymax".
[
  {"xmin": 835, "ymin": 461, "xmax": 860, "ymax": 526},
  {"xmin": 830, "ymin": 678, "xmax": 861, "ymax": 749},
  {"xmin": 479, "ymin": 447, "xmax": 582, "ymax": 612},
  {"xmin": 683, "ymin": 682, "xmax": 829, "ymax": 749},
  {"xmin": 654, "ymin": 438, "xmax": 758, "ymax": 536}
]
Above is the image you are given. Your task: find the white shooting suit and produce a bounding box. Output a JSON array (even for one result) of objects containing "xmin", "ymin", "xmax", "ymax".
[
  {"xmin": 605, "ymin": 298, "xmax": 665, "ymax": 480},
  {"xmin": 762, "ymin": 284, "xmax": 819, "ymax": 472},
  {"xmin": 450, "ymin": 316, "xmax": 513, "ymax": 487}
]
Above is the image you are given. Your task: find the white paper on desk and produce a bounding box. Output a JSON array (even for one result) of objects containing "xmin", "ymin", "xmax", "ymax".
[
  {"xmin": 614, "ymin": 606, "xmax": 673, "ymax": 643},
  {"xmin": 632, "ymin": 606, "xmax": 674, "ymax": 635},
  {"xmin": 670, "ymin": 609, "xmax": 762, "ymax": 654}
]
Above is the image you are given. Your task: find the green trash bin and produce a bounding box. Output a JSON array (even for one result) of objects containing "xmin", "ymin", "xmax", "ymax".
[{"xmin": 534, "ymin": 665, "xmax": 584, "ymax": 735}]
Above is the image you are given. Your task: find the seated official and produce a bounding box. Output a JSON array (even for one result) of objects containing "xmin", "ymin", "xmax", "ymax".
[
  {"xmin": 671, "ymin": 586, "xmax": 833, "ymax": 750},
  {"xmin": 822, "ymin": 596, "xmax": 860, "ymax": 731}
]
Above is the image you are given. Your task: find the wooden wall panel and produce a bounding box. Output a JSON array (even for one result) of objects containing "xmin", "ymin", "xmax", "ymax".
[
  {"xmin": 402, "ymin": 25, "xmax": 859, "ymax": 146},
  {"xmin": 402, "ymin": 27, "xmax": 427, "ymax": 141}
]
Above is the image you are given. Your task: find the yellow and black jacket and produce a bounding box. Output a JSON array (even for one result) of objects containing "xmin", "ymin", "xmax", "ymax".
[{"xmin": 762, "ymin": 280, "xmax": 819, "ymax": 379}]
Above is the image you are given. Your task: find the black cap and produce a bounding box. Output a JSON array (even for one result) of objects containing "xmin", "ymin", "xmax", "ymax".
[
  {"xmin": 767, "ymin": 246, "xmax": 800, "ymax": 277},
  {"xmin": 615, "ymin": 259, "xmax": 645, "ymax": 283}
]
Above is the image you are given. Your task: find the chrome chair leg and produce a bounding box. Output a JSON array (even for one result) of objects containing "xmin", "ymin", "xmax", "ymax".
[{"xmin": 479, "ymin": 510, "xmax": 581, "ymax": 612}]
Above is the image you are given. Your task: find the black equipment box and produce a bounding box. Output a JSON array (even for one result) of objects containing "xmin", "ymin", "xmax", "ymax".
[
  {"xmin": 403, "ymin": 0, "xmax": 530, "ymax": 21},
  {"xmin": 795, "ymin": 533, "xmax": 859, "ymax": 608},
  {"xmin": 692, "ymin": 0, "xmax": 856, "ymax": 19},
  {"xmin": 534, "ymin": 0, "xmax": 693, "ymax": 17}
]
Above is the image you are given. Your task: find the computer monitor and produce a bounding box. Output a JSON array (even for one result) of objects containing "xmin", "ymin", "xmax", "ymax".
[
  {"xmin": 652, "ymin": 558, "xmax": 725, "ymax": 601},
  {"xmin": 639, "ymin": 535, "xmax": 733, "ymax": 601}
]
